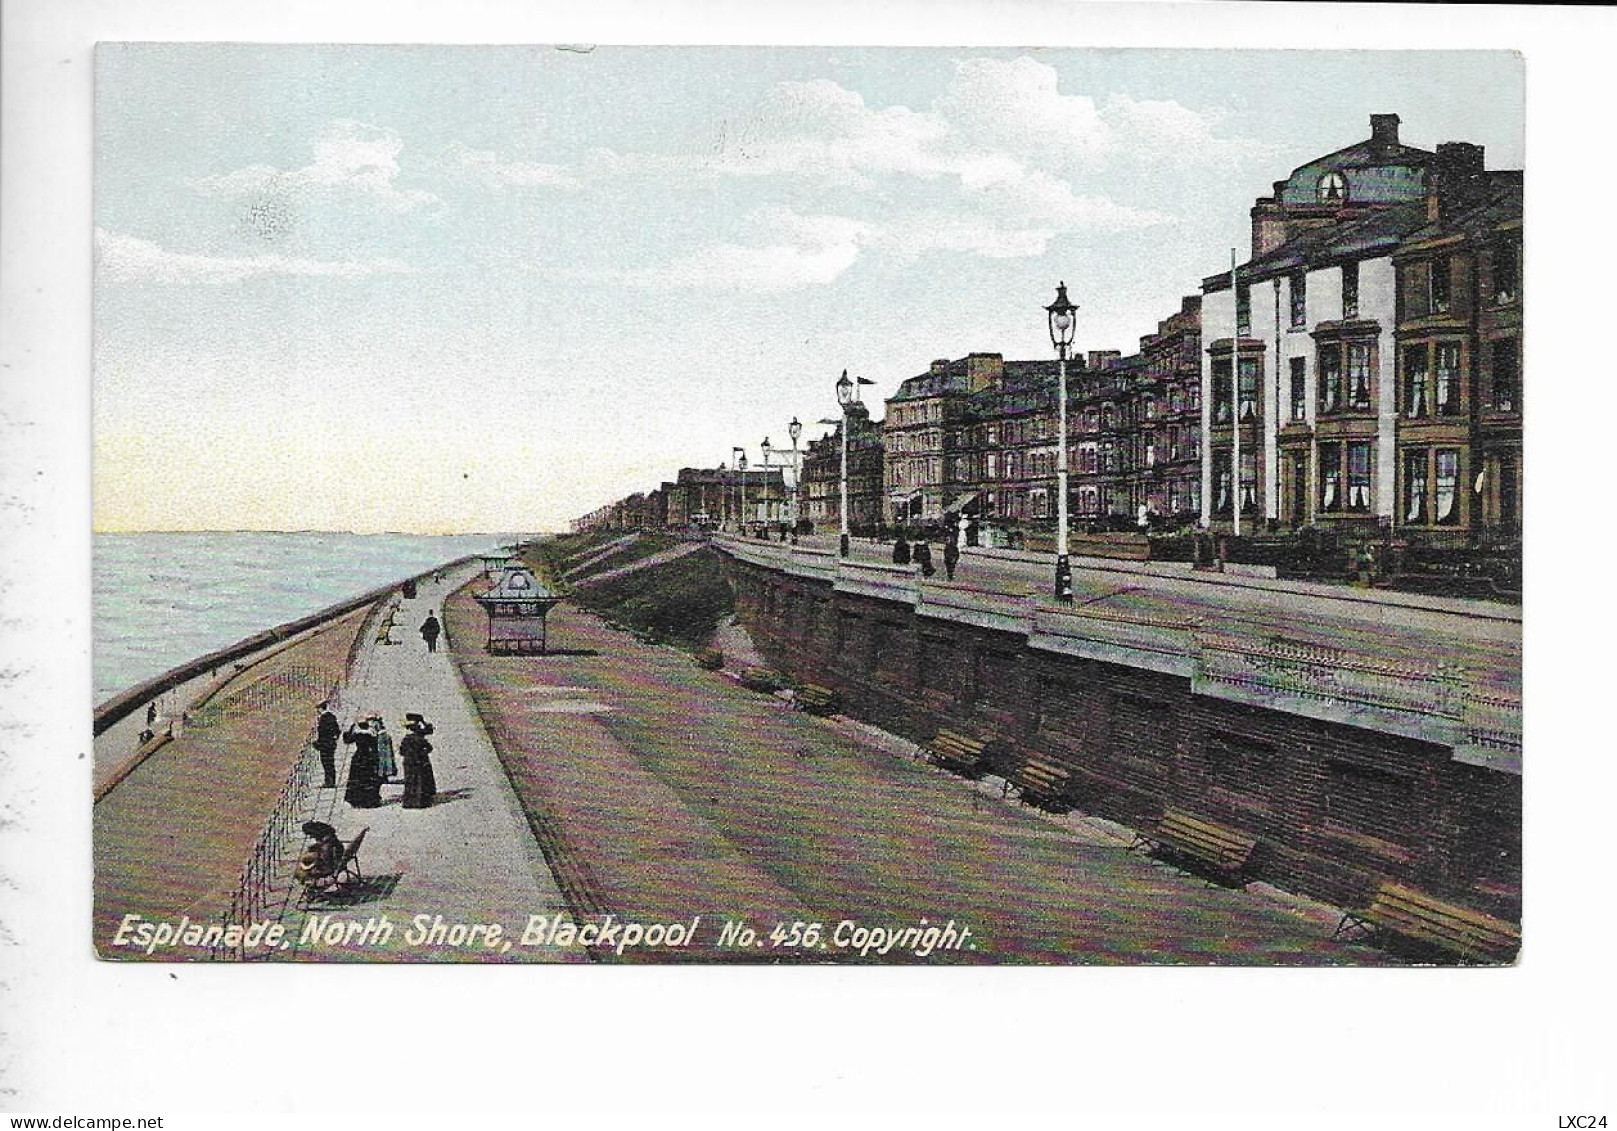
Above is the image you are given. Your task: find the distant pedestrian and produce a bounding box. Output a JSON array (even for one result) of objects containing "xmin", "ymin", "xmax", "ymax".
[
  {"xmin": 314, "ymin": 701, "xmax": 341, "ymax": 788},
  {"xmin": 915, "ymin": 539, "xmax": 935, "ymax": 578},
  {"xmin": 146, "ymin": 702, "xmax": 157, "ymax": 726},
  {"xmin": 371, "ymin": 715, "xmax": 398, "ymax": 782},
  {"xmin": 420, "ymin": 611, "xmax": 442, "ymax": 653},
  {"xmin": 943, "ymin": 537, "xmax": 960, "ymax": 580},
  {"xmin": 400, "ymin": 714, "xmax": 437, "ymax": 810},
  {"xmin": 891, "ymin": 538, "xmax": 911, "ymax": 566},
  {"xmin": 341, "ymin": 720, "xmax": 384, "ymax": 809}
]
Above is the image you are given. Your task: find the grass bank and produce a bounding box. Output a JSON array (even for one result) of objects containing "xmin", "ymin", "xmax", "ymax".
[{"xmin": 526, "ymin": 533, "xmax": 734, "ymax": 649}]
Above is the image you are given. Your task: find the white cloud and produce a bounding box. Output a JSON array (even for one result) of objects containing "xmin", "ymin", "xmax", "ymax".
[
  {"xmin": 440, "ymin": 141, "xmax": 577, "ymax": 189},
  {"xmin": 936, "ymin": 56, "xmax": 1113, "ymax": 168},
  {"xmin": 618, "ymin": 207, "xmax": 870, "ymax": 291},
  {"xmin": 96, "ymin": 228, "xmax": 412, "ymax": 284},
  {"xmin": 189, "ymin": 120, "xmax": 437, "ymax": 214}
]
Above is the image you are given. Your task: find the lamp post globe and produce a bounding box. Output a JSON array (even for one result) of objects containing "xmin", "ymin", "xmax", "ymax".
[{"xmin": 1045, "ymin": 282, "xmax": 1078, "ymax": 603}]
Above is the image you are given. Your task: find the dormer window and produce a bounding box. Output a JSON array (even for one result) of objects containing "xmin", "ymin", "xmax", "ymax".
[{"xmin": 1317, "ymin": 171, "xmax": 1349, "ymax": 204}]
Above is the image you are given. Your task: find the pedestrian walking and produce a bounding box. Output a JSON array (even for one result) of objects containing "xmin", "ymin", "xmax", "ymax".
[
  {"xmin": 420, "ymin": 611, "xmax": 442, "ymax": 653},
  {"xmin": 943, "ymin": 537, "xmax": 959, "ymax": 580},
  {"xmin": 400, "ymin": 714, "xmax": 437, "ymax": 809},
  {"xmin": 341, "ymin": 719, "xmax": 384, "ymax": 809},
  {"xmin": 371, "ymin": 715, "xmax": 398, "ymax": 782},
  {"xmin": 146, "ymin": 702, "xmax": 157, "ymax": 726},
  {"xmin": 314, "ymin": 701, "xmax": 341, "ymax": 788},
  {"xmin": 891, "ymin": 537, "xmax": 911, "ymax": 565},
  {"xmin": 915, "ymin": 539, "xmax": 935, "ymax": 578}
]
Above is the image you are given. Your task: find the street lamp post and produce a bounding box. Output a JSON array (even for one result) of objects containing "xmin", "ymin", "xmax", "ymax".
[
  {"xmin": 737, "ymin": 448, "xmax": 749, "ymax": 535},
  {"xmin": 835, "ymin": 370, "xmax": 855, "ymax": 557},
  {"xmin": 761, "ymin": 436, "xmax": 773, "ymax": 535},
  {"xmin": 788, "ymin": 416, "xmax": 803, "ymax": 543},
  {"xmin": 731, "ymin": 447, "xmax": 745, "ymax": 533},
  {"xmin": 1046, "ymin": 282, "xmax": 1078, "ymax": 602}
]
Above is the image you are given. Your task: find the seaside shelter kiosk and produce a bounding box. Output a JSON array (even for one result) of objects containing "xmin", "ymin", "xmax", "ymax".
[
  {"xmin": 482, "ymin": 549, "xmax": 518, "ymax": 579},
  {"xmin": 473, "ymin": 564, "xmax": 563, "ymax": 655}
]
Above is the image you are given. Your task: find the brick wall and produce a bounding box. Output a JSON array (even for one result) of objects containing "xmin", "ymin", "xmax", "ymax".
[{"xmin": 729, "ymin": 558, "xmax": 1520, "ymax": 923}]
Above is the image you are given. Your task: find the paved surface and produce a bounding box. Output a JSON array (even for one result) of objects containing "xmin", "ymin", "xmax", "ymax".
[
  {"xmin": 446, "ymin": 585, "xmax": 1388, "ymax": 965},
  {"xmin": 286, "ymin": 566, "xmax": 581, "ymax": 962},
  {"xmin": 737, "ymin": 532, "xmax": 1520, "ymax": 693},
  {"xmin": 93, "ymin": 609, "xmax": 368, "ymax": 957}
]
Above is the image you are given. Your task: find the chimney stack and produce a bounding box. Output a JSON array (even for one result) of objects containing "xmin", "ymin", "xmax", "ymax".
[
  {"xmin": 1427, "ymin": 141, "xmax": 1487, "ymax": 221},
  {"xmin": 1370, "ymin": 114, "xmax": 1401, "ymax": 153}
]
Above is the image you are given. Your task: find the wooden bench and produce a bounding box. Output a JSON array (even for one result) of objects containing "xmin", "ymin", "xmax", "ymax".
[
  {"xmin": 693, "ymin": 647, "xmax": 724, "ymax": 670},
  {"xmin": 925, "ymin": 729, "xmax": 991, "ymax": 778},
  {"xmin": 739, "ymin": 667, "xmax": 787, "ymax": 694},
  {"xmin": 1335, "ymin": 882, "xmax": 1521, "ymax": 964},
  {"xmin": 1133, "ymin": 809, "xmax": 1258, "ymax": 884},
  {"xmin": 793, "ymin": 683, "xmax": 840, "ymax": 715},
  {"xmin": 1002, "ymin": 754, "xmax": 1072, "ymax": 812}
]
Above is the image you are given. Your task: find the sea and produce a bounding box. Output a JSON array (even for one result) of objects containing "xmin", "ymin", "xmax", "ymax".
[{"xmin": 93, "ymin": 531, "xmax": 517, "ymax": 706}]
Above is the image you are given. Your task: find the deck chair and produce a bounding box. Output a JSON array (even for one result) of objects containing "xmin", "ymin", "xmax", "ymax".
[{"xmin": 296, "ymin": 827, "xmax": 368, "ymax": 903}]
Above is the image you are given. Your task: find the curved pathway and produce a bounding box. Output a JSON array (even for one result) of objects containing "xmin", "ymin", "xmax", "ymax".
[{"xmin": 286, "ymin": 566, "xmax": 582, "ymax": 962}]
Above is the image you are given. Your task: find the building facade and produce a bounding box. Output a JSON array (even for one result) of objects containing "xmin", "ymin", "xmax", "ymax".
[
  {"xmin": 801, "ymin": 401, "xmax": 884, "ymax": 535},
  {"xmin": 1198, "ymin": 114, "xmax": 1522, "ymax": 551}
]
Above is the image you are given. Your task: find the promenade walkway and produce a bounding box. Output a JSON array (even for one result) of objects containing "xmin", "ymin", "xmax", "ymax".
[
  {"xmin": 285, "ymin": 566, "xmax": 581, "ymax": 963},
  {"xmin": 731, "ymin": 532, "xmax": 1520, "ymax": 695}
]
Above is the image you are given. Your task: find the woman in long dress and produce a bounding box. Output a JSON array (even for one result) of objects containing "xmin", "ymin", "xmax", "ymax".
[
  {"xmin": 400, "ymin": 715, "xmax": 437, "ymax": 809},
  {"xmin": 342, "ymin": 721, "xmax": 383, "ymax": 809},
  {"xmin": 371, "ymin": 716, "xmax": 398, "ymax": 782}
]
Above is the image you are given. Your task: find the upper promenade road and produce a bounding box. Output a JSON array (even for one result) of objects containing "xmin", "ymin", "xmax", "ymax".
[
  {"xmin": 286, "ymin": 565, "xmax": 582, "ymax": 962},
  {"xmin": 725, "ymin": 533, "xmax": 1520, "ymax": 695}
]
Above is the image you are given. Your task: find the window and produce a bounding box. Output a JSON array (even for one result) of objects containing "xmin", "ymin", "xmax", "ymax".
[
  {"xmin": 1402, "ymin": 262, "xmax": 1431, "ymax": 319},
  {"xmin": 1238, "ymin": 357, "xmax": 1258, "ymax": 421},
  {"xmin": 1494, "ymin": 240, "xmax": 1519, "ymax": 304},
  {"xmin": 1318, "ymin": 347, "xmax": 1342, "ymax": 413},
  {"xmin": 1431, "ymin": 256, "xmax": 1451, "ymax": 314},
  {"xmin": 1290, "ymin": 357, "xmax": 1307, "ymax": 421},
  {"xmin": 1213, "ymin": 358, "xmax": 1233, "ymax": 423},
  {"xmin": 1030, "ymin": 488, "xmax": 1049, "ymax": 519},
  {"xmin": 1435, "ymin": 449, "xmax": 1460, "ymax": 525},
  {"xmin": 1346, "ymin": 343, "xmax": 1371, "ymax": 409},
  {"xmin": 1236, "ymin": 283, "xmax": 1251, "ymax": 337},
  {"xmin": 1319, "ymin": 442, "xmax": 1341, "ymax": 512},
  {"xmin": 1435, "ymin": 342, "xmax": 1460, "ymax": 415},
  {"xmin": 1492, "ymin": 338, "xmax": 1519, "ymax": 412},
  {"xmin": 1347, "ymin": 442, "xmax": 1372, "ymax": 512},
  {"xmin": 1290, "ymin": 271, "xmax": 1307, "ymax": 328},
  {"xmin": 1403, "ymin": 344, "xmax": 1429, "ymax": 418},
  {"xmin": 1239, "ymin": 449, "xmax": 1257, "ymax": 514},
  {"xmin": 1342, "ymin": 262, "xmax": 1359, "ymax": 319},
  {"xmin": 1214, "ymin": 450, "xmax": 1233, "ymax": 516},
  {"xmin": 1404, "ymin": 448, "xmax": 1428, "ymax": 524}
]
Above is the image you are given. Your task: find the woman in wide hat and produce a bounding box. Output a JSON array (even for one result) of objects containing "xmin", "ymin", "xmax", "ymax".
[{"xmin": 399, "ymin": 713, "xmax": 437, "ymax": 809}]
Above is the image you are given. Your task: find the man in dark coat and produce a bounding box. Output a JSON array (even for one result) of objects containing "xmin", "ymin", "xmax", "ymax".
[
  {"xmin": 914, "ymin": 539, "xmax": 935, "ymax": 578},
  {"xmin": 314, "ymin": 701, "xmax": 341, "ymax": 788},
  {"xmin": 420, "ymin": 611, "xmax": 442, "ymax": 653},
  {"xmin": 400, "ymin": 714, "xmax": 437, "ymax": 810},
  {"xmin": 943, "ymin": 531, "xmax": 960, "ymax": 580},
  {"xmin": 891, "ymin": 537, "xmax": 911, "ymax": 565}
]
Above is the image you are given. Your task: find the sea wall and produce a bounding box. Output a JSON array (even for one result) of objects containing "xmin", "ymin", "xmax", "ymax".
[{"xmin": 721, "ymin": 549, "xmax": 1521, "ymax": 923}]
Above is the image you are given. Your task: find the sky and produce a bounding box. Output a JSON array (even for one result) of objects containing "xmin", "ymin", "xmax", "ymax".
[{"xmin": 93, "ymin": 45, "xmax": 1523, "ymax": 533}]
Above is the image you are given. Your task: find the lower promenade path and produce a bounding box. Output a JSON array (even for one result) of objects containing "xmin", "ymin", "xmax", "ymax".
[
  {"xmin": 444, "ymin": 575, "xmax": 1386, "ymax": 965},
  {"xmin": 285, "ymin": 565, "xmax": 581, "ymax": 962}
]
